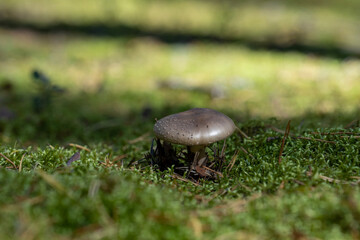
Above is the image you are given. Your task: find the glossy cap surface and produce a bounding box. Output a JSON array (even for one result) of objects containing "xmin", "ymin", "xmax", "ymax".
[{"xmin": 153, "ymin": 108, "xmax": 236, "ymax": 146}]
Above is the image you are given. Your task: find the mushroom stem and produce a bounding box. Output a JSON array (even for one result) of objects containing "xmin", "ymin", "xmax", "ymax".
[{"xmin": 190, "ymin": 145, "xmax": 207, "ymax": 168}]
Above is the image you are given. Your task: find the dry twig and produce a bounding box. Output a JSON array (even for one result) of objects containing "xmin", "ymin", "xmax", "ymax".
[
  {"xmin": 240, "ymin": 146, "xmax": 255, "ymax": 159},
  {"xmin": 311, "ymin": 131, "xmax": 359, "ymax": 135},
  {"xmin": 296, "ymin": 136, "xmax": 336, "ymax": 144},
  {"xmin": 171, "ymin": 173, "xmax": 201, "ymax": 186},
  {"xmin": 236, "ymin": 127, "xmax": 249, "ymax": 139},
  {"xmin": 202, "ymin": 166, "xmax": 224, "ymax": 178},
  {"xmin": 226, "ymin": 150, "xmax": 239, "ymax": 172},
  {"xmin": 345, "ymin": 119, "xmax": 359, "ymax": 129},
  {"xmin": 68, "ymin": 143, "xmax": 91, "ymax": 152},
  {"xmin": 319, "ymin": 175, "xmax": 360, "ymax": 186},
  {"xmin": 0, "ymin": 152, "xmax": 17, "ymax": 169},
  {"xmin": 18, "ymin": 153, "xmax": 26, "ymax": 172}
]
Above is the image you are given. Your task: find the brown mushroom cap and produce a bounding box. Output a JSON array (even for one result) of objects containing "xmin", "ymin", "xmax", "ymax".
[{"xmin": 153, "ymin": 108, "xmax": 236, "ymax": 146}]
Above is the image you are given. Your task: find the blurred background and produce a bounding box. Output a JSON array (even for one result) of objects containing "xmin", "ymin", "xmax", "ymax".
[{"xmin": 0, "ymin": 0, "xmax": 360, "ymax": 144}]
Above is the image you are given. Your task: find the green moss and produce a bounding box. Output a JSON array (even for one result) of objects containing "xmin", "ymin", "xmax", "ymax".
[
  {"xmin": 0, "ymin": 124, "xmax": 360, "ymax": 239},
  {"xmin": 1, "ymin": 1, "xmax": 360, "ymax": 239}
]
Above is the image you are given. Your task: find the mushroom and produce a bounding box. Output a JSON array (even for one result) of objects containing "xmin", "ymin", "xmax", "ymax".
[{"xmin": 153, "ymin": 108, "xmax": 236, "ymax": 168}]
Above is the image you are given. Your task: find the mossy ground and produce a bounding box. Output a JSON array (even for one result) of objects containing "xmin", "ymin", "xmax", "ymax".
[{"xmin": 0, "ymin": 1, "xmax": 360, "ymax": 239}]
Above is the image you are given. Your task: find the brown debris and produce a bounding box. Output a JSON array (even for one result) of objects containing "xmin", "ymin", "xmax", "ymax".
[{"xmin": 145, "ymin": 138, "xmax": 234, "ymax": 182}]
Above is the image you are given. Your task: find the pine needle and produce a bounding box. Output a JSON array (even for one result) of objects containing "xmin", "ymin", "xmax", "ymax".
[{"xmin": 278, "ymin": 120, "xmax": 291, "ymax": 164}]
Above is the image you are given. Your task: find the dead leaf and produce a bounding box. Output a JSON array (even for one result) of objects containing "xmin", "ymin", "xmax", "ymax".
[{"xmin": 67, "ymin": 152, "xmax": 81, "ymax": 166}]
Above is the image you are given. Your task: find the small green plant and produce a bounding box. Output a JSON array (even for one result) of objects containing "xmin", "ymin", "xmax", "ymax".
[{"xmin": 32, "ymin": 69, "xmax": 65, "ymax": 113}]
